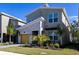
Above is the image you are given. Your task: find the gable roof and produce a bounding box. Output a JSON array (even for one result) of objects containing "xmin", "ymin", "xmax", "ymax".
[
  {"xmin": 16, "ymin": 17, "xmax": 45, "ymax": 30},
  {"xmin": 26, "ymin": 4, "xmax": 70, "ymax": 27},
  {"xmin": 0, "ymin": 12, "xmax": 26, "ymax": 23}
]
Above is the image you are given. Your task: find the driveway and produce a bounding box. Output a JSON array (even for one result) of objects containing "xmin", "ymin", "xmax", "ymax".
[
  {"xmin": 0, "ymin": 51, "xmax": 26, "ymax": 55},
  {"xmin": 0, "ymin": 44, "xmax": 25, "ymax": 48}
]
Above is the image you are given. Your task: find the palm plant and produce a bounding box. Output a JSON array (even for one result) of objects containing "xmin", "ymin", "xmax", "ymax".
[
  {"xmin": 32, "ymin": 34, "xmax": 49, "ymax": 47},
  {"xmin": 37, "ymin": 34, "xmax": 49, "ymax": 47},
  {"xmin": 7, "ymin": 22, "xmax": 16, "ymax": 44}
]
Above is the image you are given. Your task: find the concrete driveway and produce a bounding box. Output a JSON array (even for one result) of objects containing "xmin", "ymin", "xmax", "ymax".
[
  {"xmin": 0, "ymin": 51, "xmax": 27, "ymax": 59},
  {"xmin": 0, "ymin": 44, "xmax": 25, "ymax": 48},
  {"xmin": 0, "ymin": 51, "xmax": 25, "ymax": 55}
]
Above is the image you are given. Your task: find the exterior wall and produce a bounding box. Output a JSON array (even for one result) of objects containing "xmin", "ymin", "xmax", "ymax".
[
  {"xmin": 0, "ymin": 15, "xmax": 1, "ymax": 33},
  {"xmin": 27, "ymin": 9, "xmax": 63, "ymax": 28},
  {"xmin": 61, "ymin": 12, "xmax": 71, "ymax": 45},
  {"xmin": 27, "ymin": 9, "xmax": 41, "ymax": 22},
  {"xmin": 12, "ymin": 20, "xmax": 18, "ymax": 28},
  {"xmin": 62, "ymin": 12, "xmax": 70, "ymax": 31},
  {"xmin": 26, "ymin": 8, "xmax": 71, "ymax": 45},
  {"xmin": 18, "ymin": 20, "xmax": 43, "ymax": 44},
  {"xmin": 43, "ymin": 10, "xmax": 61, "ymax": 28},
  {"xmin": 0, "ymin": 15, "xmax": 2, "ymax": 41},
  {"xmin": 0, "ymin": 13, "xmax": 25, "ymax": 43},
  {"xmin": 19, "ymin": 21, "xmax": 43, "ymax": 35},
  {"xmin": 10, "ymin": 19, "xmax": 25, "ymax": 28},
  {"xmin": 1, "ymin": 15, "xmax": 9, "ymax": 34}
]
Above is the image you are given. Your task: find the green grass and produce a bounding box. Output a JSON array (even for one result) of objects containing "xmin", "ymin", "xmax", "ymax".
[
  {"xmin": 0, "ymin": 43, "xmax": 9, "ymax": 46},
  {"xmin": 0, "ymin": 47, "xmax": 79, "ymax": 55}
]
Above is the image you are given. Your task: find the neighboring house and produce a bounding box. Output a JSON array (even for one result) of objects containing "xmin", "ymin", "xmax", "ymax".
[
  {"xmin": 0, "ymin": 12, "xmax": 26, "ymax": 43},
  {"xmin": 17, "ymin": 4, "xmax": 71, "ymax": 45}
]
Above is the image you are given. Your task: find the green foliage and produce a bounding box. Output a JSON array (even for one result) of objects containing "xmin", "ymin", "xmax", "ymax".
[
  {"xmin": 57, "ymin": 25, "xmax": 65, "ymax": 35},
  {"xmin": 4, "ymin": 42, "xmax": 9, "ymax": 45},
  {"xmin": 7, "ymin": 22, "xmax": 16, "ymax": 43},
  {"xmin": 32, "ymin": 36, "xmax": 38, "ymax": 41},
  {"xmin": 71, "ymin": 20, "xmax": 79, "ymax": 43},
  {"xmin": 38, "ymin": 35, "xmax": 49, "ymax": 45},
  {"xmin": 37, "ymin": 35, "xmax": 50, "ymax": 44},
  {"xmin": 32, "ymin": 35, "xmax": 50, "ymax": 46},
  {"xmin": 50, "ymin": 43, "xmax": 54, "ymax": 48},
  {"xmin": 9, "ymin": 42, "xmax": 13, "ymax": 44},
  {"xmin": 54, "ymin": 43, "xmax": 60, "ymax": 48},
  {"xmin": 0, "ymin": 42, "xmax": 9, "ymax": 46},
  {"xmin": 7, "ymin": 22, "xmax": 16, "ymax": 35}
]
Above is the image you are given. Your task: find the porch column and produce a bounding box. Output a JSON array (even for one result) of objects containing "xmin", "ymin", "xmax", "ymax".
[
  {"xmin": 69, "ymin": 33, "xmax": 73, "ymax": 42},
  {"xmin": 29, "ymin": 35, "xmax": 32, "ymax": 44},
  {"xmin": 1, "ymin": 33, "xmax": 3, "ymax": 43},
  {"xmin": 39, "ymin": 21, "xmax": 43, "ymax": 35},
  {"xmin": 18, "ymin": 32, "xmax": 21, "ymax": 44}
]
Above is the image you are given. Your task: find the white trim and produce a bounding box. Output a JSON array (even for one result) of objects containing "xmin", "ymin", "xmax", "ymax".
[{"xmin": 0, "ymin": 12, "xmax": 26, "ymax": 23}]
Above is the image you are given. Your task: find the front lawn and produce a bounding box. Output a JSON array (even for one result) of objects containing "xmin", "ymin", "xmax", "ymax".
[
  {"xmin": 0, "ymin": 43, "xmax": 9, "ymax": 46},
  {"xmin": 0, "ymin": 47, "xmax": 79, "ymax": 55}
]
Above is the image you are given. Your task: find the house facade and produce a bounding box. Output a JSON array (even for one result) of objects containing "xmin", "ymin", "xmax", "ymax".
[
  {"xmin": 17, "ymin": 4, "xmax": 71, "ymax": 45},
  {"xmin": 0, "ymin": 12, "xmax": 26, "ymax": 43}
]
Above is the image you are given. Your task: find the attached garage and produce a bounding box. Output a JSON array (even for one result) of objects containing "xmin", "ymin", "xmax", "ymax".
[
  {"xmin": 16, "ymin": 17, "xmax": 45, "ymax": 44},
  {"xmin": 20, "ymin": 34, "xmax": 29, "ymax": 44}
]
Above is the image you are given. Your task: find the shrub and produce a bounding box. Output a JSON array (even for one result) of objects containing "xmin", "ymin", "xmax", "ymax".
[
  {"xmin": 54, "ymin": 43, "xmax": 60, "ymax": 48},
  {"xmin": 50, "ymin": 43, "xmax": 54, "ymax": 48},
  {"xmin": 9, "ymin": 42, "xmax": 13, "ymax": 44},
  {"xmin": 37, "ymin": 35, "xmax": 50, "ymax": 46},
  {"xmin": 32, "ymin": 40, "xmax": 38, "ymax": 46},
  {"xmin": 3, "ymin": 42, "xmax": 9, "ymax": 45}
]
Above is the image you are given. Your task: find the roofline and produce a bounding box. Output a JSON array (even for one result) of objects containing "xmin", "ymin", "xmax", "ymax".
[
  {"xmin": 62, "ymin": 8, "xmax": 71, "ymax": 26},
  {"xmin": 26, "ymin": 7, "xmax": 70, "ymax": 26},
  {"xmin": 16, "ymin": 17, "xmax": 45, "ymax": 30},
  {"xmin": 0, "ymin": 12, "xmax": 26, "ymax": 23},
  {"xmin": 26, "ymin": 7, "xmax": 66, "ymax": 17}
]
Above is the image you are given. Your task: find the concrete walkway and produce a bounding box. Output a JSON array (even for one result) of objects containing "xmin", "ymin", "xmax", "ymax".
[
  {"xmin": 0, "ymin": 44, "xmax": 25, "ymax": 48},
  {"xmin": 0, "ymin": 51, "xmax": 26, "ymax": 55}
]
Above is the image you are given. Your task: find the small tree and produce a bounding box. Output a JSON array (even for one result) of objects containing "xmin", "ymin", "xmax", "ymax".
[
  {"xmin": 57, "ymin": 25, "xmax": 64, "ymax": 35},
  {"xmin": 7, "ymin": 22, "xmax": 16, "ymax": 44},
  {"xmin": 71, "ymin": 20, "xmax": 79, "ymax": 43},
  {"xmin": 37, "ymin": 34, "xmax": 49, "ymax": 47},
  {"xmin": 32, "ymin": 35, "xmax": 49, "ymax": 47},
  {"xmin": 56, "ymin": 25, "xmax": 66, "ymax": 45},
  {"xmin": 32, "ymin": 35, "xmax": 38, "ymax": 46}
]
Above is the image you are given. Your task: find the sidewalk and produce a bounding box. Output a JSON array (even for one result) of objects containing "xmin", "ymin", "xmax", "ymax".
[
  {"xmin": 0, "ymin": 51, "xmax": 26, "ymax": 55},
  {"xmin": 0, "ymin": 44, "xmax": 25, "ymax": 48}
]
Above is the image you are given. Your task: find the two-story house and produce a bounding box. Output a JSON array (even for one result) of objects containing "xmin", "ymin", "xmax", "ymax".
[
  {"xmin": 17, "ymin": 4, "xmax": 71, "ymax": 45},
  {"xmin": 0, "ymin": 12, "xmax": 26, "ymax": 43}
]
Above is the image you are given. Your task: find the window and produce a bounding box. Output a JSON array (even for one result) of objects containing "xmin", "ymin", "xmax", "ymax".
[
  {"xmin": 48, "ymin": 12, "xmax": 59, "ymax": 23},
  {"xmin": 49, "ymin": 36, "xmax": 53, "ymax": 41},
  {"xmin": 54, "ymin": 12, "xmax": 58, "ymax": 22},
  {"xmin": 48, "ymin": 14, "xmax": 53, "ymax": 23},
  {"xmin": 54, "ymin": 35, "xmax": 58, "ymax": 40},
  {"xmin": 32, "ymin": 31, "xmax": 38, "ymax": 35}
]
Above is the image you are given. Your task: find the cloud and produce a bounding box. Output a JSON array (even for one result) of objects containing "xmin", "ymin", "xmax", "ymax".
[{"xmin": 69, "ymin": 16, "xmax": 78, "ymax": 23}]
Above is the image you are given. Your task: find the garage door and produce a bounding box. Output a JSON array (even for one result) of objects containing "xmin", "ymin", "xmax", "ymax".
[{"xmin": 21, "ymin": 34, "xmax": 29, "ymax": 44}]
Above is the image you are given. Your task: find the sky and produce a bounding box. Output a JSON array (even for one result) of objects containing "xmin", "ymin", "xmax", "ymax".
[{"xmin": 0, "ymin": 3, "xmax": 78, "ymax": 23}]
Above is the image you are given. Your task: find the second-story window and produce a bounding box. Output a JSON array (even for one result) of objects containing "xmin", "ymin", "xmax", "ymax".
[
  {"xmin": 54, "ymin": 12, "xmax": 58, "ymax": 22},
  {"xmin": 48, "ymin": 12, "xmax": 59, "ymax": 23}
]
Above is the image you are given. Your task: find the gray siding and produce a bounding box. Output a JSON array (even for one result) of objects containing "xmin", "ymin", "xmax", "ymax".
[
  {"xmin": 27, "ymin": 8, "xmax": 63, "ymax": 28},
  {"xmin": 0, "ymin": 15, "xmax": 1, "ymax": 33}
]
